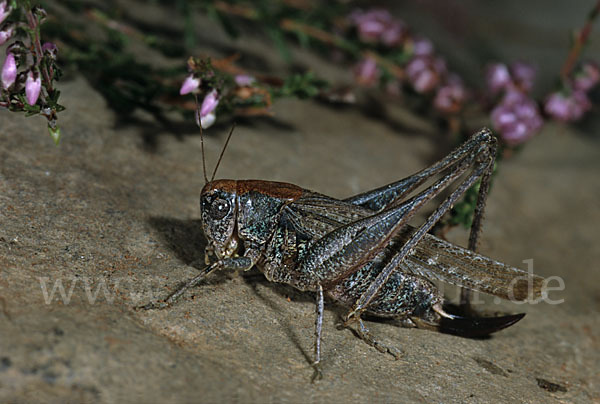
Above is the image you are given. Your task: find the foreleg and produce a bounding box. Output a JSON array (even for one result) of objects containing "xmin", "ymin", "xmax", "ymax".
[{"xmin": 137, "ymin": 256, "xmax": 254, "ymax": 310}]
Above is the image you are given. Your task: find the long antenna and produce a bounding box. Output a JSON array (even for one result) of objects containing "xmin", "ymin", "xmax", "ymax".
[
  {"xmin": 195, "ymin": 94, "xmax": 209, "ymax": 184},
  {"xmin": 211, "ymin": 122, "xmax": 236, "ymax": 182}
]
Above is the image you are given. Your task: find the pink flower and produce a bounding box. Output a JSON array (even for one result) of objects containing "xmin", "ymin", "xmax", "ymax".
[
  {"xmin": 411, "ymin": 37, "xmax": 434, "ymax": 57},
  {"xmin": 349, "ymin": 9, "xmax": 390, "ymax": 42},
  {"xmin": 194, "ymin": 89, "xmax": 220, "ymax": 129},
  {"xmin": 491, "ymin": 91, "xmax": 543, "ymax": 145},
  {"xmin": 354, "ymin": 57, "xmax": 380, "ymax": 87},
  {"xmin": 234, "ymin": 74, "xmax": 255, "ymax": 86},
  {"xmin": 544, "ymin": 90, "xmax": 591, "ymax": 122},
  {"xmin": 543, "ymin": 92, "xmax": 571, "ymax": 121},
  {"xmin": 41, "ymin": 42, "xmax": 58, "ymax": 59},
  {"xmin": 573, "ymin": 61, "xmax": 600, "ymax": 92},
  {"xmin": 510, "ymin": 62, "xmax": 536, "ymax": 93},
  {"xmin": 179, "ymin": 74, "xmax": 200, "ymax": 95},
  {"xmin": 485, "ymin": 63, "xmax": 511, "ymax": 95},
  {"xmin": 433, "ymin": 76, "xmax": 466, "ymax": 114},
  {"xmin": 0, "ymin": 24, "xmax": 14, "ymax": 45},
  {"xmin": 200, "ymin": 89, "xmax": 219, "ymax": 117},
  {"xmin": 0, "ymin": 1, "xmax": 12, "ymax": 25},
  {"xmin": 380, "ymin": 20, "xmax": 405, "ymax": 47},
  {"xmin": 406, "ymin": 56, "xmax": 445, "ymax": 93},
  {"xmin": 349, "ymin": 9, "xmax": 406, "ymax": 47},
  {"xmin": 25, "ymin": 70, "xmax": 42, "ymax": 105},
  {"xmin": 195, "ymin": 108, "xmax": 216, "ymax": 130},
  {"xmin": 485, "ymin": 62, "xmax": 536, "ymax": 96},
  {"xmin": 1, "ymin": 52, "xmax": 16, "ymax": 89},
  {"xmin": 200, "ymin": 113, "xmax": 216, "ymax": 129},
  {"xmin": 42, "ymin": 42, "xmax": 57, "ymax": 52}
]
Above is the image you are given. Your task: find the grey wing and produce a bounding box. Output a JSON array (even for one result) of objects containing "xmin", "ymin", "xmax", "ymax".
[
  {"xmin": 282, "ymin": 191, "xmax": 372, "ymax": 241},
  {"xmin": 284, "ymin": 192, "xmax": 543, "ymax": 301},
  {"xmin": 401, "ymin": 230, "xmax": 544, "ymax": 301}
]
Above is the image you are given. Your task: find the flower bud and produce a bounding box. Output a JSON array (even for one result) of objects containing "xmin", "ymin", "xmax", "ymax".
[
  {"xmin": 1, "ymin": 52, "xmax": 16, "ymax": 89},
  {"xmin": 491, "ymin": 92, "xmax": 543, "ymax": 145},
  {"xmin": 544, "ymin": 92, "xmax": 570, "ymax": 121},
  {"xmin": 573, "ymin": 61, "xmax": 600, "ymax": 92},
  {"xmin": 234, "ymin": 74, "xmax": 255, "ymax": 86},
  {"xmin": 349, "ymin": 9, "xmax": 389, "ymax": 43},
  {"xmin": 0, "ymin": 1, "xmax": 12, "ymax": 25},
  {"xmin": 31, "ymin": 5, "xmax": 47, "ymax": 23},
  {"xmin": 200, "ymin": 89, "xmax": 219, "ymax": 117},
  {"xmin": 179, "ymin": 74, "xmax": 200, "ymax": 95},
  {"xmin": 411, "ymin": 37, "xmax": 434, "ymax": 57},
  {"xmin": 200, "ymin": 112, "xmax": 216, "ymax": 129},
  {"xmin": 42, "ymin": 42, "xmax": 58, "ymax": 60},
  {"xmin": 433, "ymin": 77, "xmax": 466, "ymax": 114},
  {"xmin": 544, "ymin": 90, "xmax": 591, "ymax": 122},
  {"xmin": 485, "ymin": 63, "xmax": 511, "ymax": 95},
  {"xmin": 510, "ymin": 62, "xmax": 536, "ymax": 93},
  {"xmin": 380, "ymin": 20, "xmax": 405, "ymax": 47},
  {"xmin": 353, "ymin": 57, "xmax": 380, "ymax": 87},
  {"xmin": 25, "ymin": 70, "xmax": 42, "ymax": 105},
  {"xmin": 348, "ymin": 9, "xmax": 406, "ymax": 47},
  {"xmin": 406, "ymin": 56, "xmax": 442, "ymax": 93},
  {"xmin": 0, "ymin": 24, "xmax": 14, "ymax": 45}
]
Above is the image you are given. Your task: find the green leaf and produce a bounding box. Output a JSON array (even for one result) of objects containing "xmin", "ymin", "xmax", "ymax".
[
  {"xmin": 48, "ymin": 89, "xmax": 61, "ymax": 104},
  {"xmin": 267, "ymin": 27, "xmax": 291, "ymax": 62},
  {"xmin": 48, "ymin": 124, "xmax": 61, "ymax": 145},
  {"xmin": 275, "ymin": 72, "xmax": 328, "ymax": 99},
  {"xmin": 448, "ymin": 182, "xmax": 480, "ymax": 228},
  {"xmin": 295, "ymin": 29, "xmax": 310, "ymax": 48}
]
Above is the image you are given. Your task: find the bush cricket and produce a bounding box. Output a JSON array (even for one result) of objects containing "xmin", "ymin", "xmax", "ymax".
[{"xmin": 140, "ymin": 127, "xmax": 544, "ymax": 376}]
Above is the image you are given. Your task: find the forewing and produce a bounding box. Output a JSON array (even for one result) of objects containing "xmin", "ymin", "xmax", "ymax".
[
  {"xmin": 282, "ymin": 191, "xmax": 371, "ymax": 240},
  {"xmin": 284, "ymin": 191, "xmax": 544, "ymax": 301},
  {"xmin": 401, "ymin": 230, "xmax": 544, "ymax": 301}
]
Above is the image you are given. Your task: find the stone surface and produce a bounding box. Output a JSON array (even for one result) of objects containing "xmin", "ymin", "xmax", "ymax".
[{"xmin": 1, "ymin": 1, "xmax": 599, "ymax": 403}]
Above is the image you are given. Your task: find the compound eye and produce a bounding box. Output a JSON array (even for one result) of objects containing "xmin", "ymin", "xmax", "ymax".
[{"xmin": 209, "ymin": 198, "xmax": 231, "ymax": 220}]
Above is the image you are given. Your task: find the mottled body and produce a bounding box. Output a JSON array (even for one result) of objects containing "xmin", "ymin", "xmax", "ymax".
[
  {"xmin": 221, "ymin": 185, "xmax": 444, "ymax": 321},
  {"xmin": 144, "ymin": 129, "xmax": 544, "ymax": 371}
]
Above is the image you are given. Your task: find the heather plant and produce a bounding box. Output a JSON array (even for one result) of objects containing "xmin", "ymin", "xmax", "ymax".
[
  {"xmin": 1, "ymin": 1, "xmax": 599, "ymax": 227},
  {"xmin": 174, "ymin": 1, "xmax": 598, "ymax": 147},
  {"xmin": 1, "ymin": 1, "xmax": 63, "ymax": 143},
  {"xmin": 171, "ymin": 1, "xmax": 598, "ymax": 228}
]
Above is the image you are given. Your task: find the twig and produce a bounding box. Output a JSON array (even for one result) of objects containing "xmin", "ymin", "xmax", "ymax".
[
  {"xmin": 362, "ymin": 50, "xmax": 405, "ymax": 80},
  {"xmin": 279, "ymin": 18, "xmax": 358, "ymax": 55},
  {"xmin": 560, "ymin": 0, "xmax": 600, "ymax": 80},
  {"xmin": 214, "ymin": 1, "xmax": 257, "ymax": 19}
]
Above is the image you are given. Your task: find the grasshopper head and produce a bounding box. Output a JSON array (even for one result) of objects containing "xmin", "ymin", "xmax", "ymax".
[{"xmin": 200, "ymin": 180, "xmax": 239, "ymax": 260}]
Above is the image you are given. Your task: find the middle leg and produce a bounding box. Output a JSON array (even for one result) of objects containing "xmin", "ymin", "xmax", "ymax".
[{"xmin": 311, "ymin": 285, "xmax": 324, "ymax": 381}]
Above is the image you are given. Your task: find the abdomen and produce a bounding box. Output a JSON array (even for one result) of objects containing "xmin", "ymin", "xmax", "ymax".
[{"xmin": 327, "ymin": 247, "xmax": 442, "ymax": 319}]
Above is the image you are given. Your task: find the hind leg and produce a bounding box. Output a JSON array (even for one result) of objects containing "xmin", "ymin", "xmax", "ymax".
[
  {"xmin": 331, "ymin": 269, "xmax": 442, "ymax": 358},
  {"xmin": 341, "ymin": 314, "xmax": 403, "ymax": 360}
]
